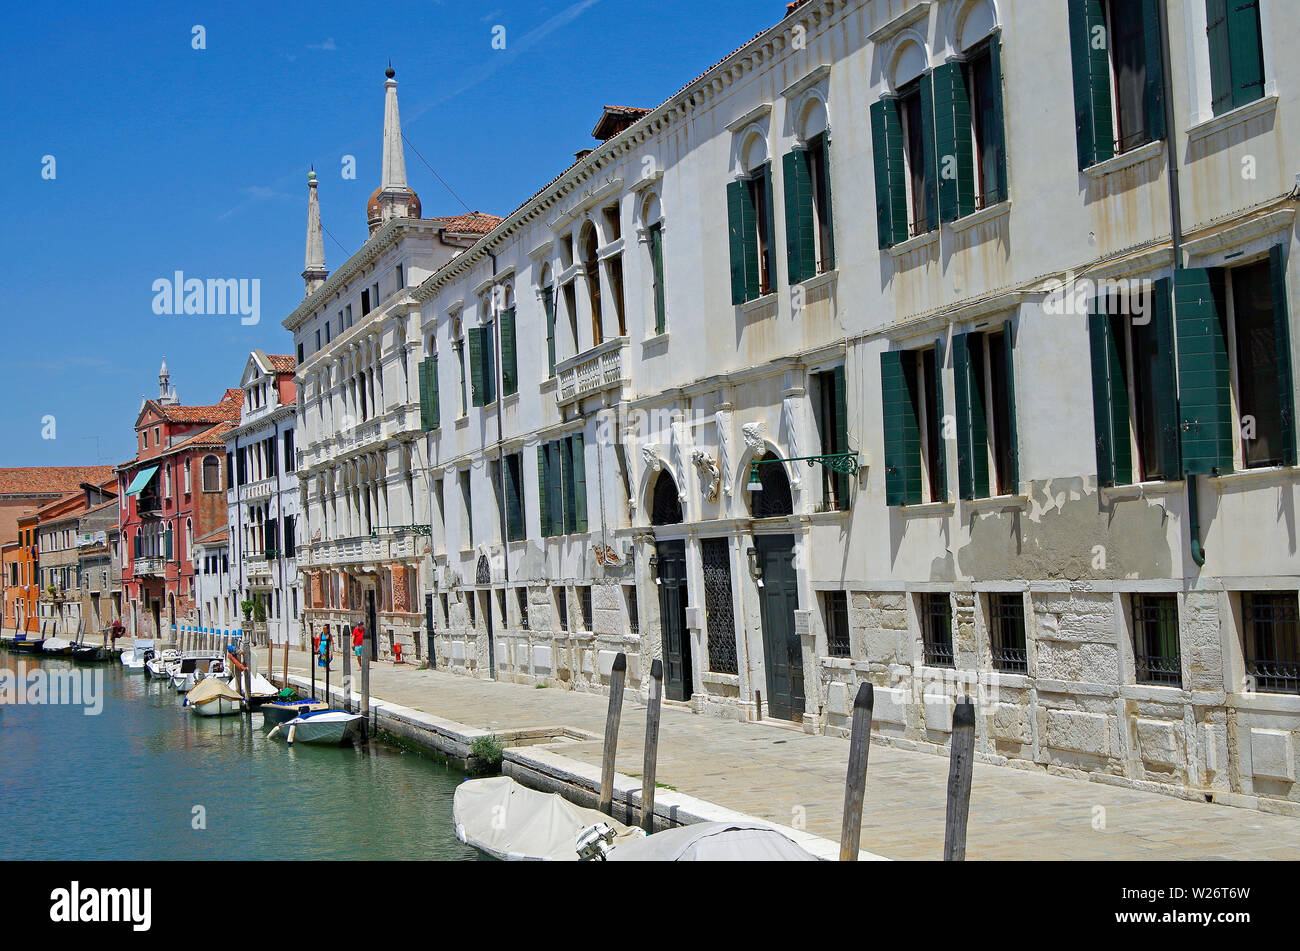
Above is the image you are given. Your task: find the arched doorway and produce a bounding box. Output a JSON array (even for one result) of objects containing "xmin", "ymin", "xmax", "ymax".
[
  {"xmin": 746, "ymin": 453, "xmax": 802, "ymax": 722},
  {"xmin": 649, "ymin": 470, "xmax": 692, "ymax": 700}
]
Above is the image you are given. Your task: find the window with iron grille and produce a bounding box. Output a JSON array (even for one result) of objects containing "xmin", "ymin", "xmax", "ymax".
[
  {"xmin": 496, "ymin": 590, "xmax": 507, "ymax": 629},
  {"xmin": 441, "ymin": 594, "xmax": 450, "ymax": 628},
  {"xmin": 579, "ymin": 586, "xmax": 592, "ymax": 631},
  {"xmin": 517, "ymin": 588, "xmax": 529, "ymax": 631},
  {"xmin": 824, "ymin": 591, "xmax": 850, "ymax": 658},
  {"xmin": 467, "ymin": 594, "xmax": 476, "ymax": 627},
  {"xmin": 701, "ymin": 538, "xmax": 737, "ymax": 674},
  {"xmin": 919, "ymin": 592, "xmax": 953, "ymax": 668},
  {"xmin": 624, "ymin": 585, "xmax": 639, "ymax": 636},
  {"xmin": 1131, "ymin": 593, "xmax": 1181, "ymax": 686},
  {"xmin": 988, "ymin": 592, "xmax": 1027, "ymax": 674},
  {"xmin": 556, "ymin": 587, "xmax": 568, "ymax": 632},
  {"xmin": 1243, "ymin": 591, "xmax": 1300, "ymax": 695}
]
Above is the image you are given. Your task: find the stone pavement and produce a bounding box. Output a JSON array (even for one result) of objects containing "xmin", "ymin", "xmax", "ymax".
[{"xmin": 274, "ymin": 649, "xmax": 1300, "ymax": 860}]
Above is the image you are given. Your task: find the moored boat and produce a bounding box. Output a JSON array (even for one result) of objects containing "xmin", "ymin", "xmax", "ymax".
[
  {"xmin": 184, "ymin": 677, "xmax": 246, "ymax": 717},
  {"xmin": 11, "ymin": 637, "xmax": 45, "ymax": 654},
  {"xmin": 268, "ymin": 710, "xmax": 365, "ymax": 746},
  {"xmin": 120, "ymin": 639, "xmax": 155, "ymax": 671},
  {"xmin": 259, "ymin": 698, "xmax": 329, "ymax": 728},
  {"xmin": 144, "ymin": 649, "xmax": 181, "ymax": 679},
  {"xmin": 71, "ymin": 643, "xmax": 113, "ymax": 663},
  {"xmin": 41, "ymin": 638, "xmax": 75, "ymax": 656}
]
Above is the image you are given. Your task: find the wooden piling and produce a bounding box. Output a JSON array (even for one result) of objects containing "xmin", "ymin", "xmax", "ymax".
[
  {"xmin": 943, "ymin": 696, "xmax": 976, "ymax": 861},
  {"xmin": 241, "ymin": 638, "xmax": 253, "ymax": 717},
  {"xmin": 640, "ymin": 658, "xmax": 664, "ymax": 833},
  {"xmin": 282, "ymin": 638, "xmax": 289, "ymax": 688},
  {"xmin": 598, "ymin": 652, "xmax": 627, "ymax": 819},
  {"xmin": 341, "ymin": 623, "xmax": 353, "ymax": 714},
  {"xmin": 839, "ymin": 682, "xmax": 875, "ymax": 861}
]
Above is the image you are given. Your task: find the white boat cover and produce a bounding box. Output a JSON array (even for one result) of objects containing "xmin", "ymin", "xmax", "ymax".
[
  {"xmin": 186, "ymin": 678, "xmax": 246, "ymax": 705},
  {"xmin": 606, "ymin": 821, "xmax": 818, "ymax": 861},
  {"xmin": 41, "ymin": 638, "xmax": 73, "ymax": 652},
  {"xmin": 453, "ymin": 776, "xmax": 643, "ymax": 861}
]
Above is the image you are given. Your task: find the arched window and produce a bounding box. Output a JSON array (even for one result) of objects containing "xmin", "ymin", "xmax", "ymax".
[
  {"xmin": 650, "ymin": 471, "xmax": 683, "ymax": 526},
  {"xmin": 581, "ymin": 221, "xmax": 603, "ymax": 346},
  {"xmin": 642, "ymin": 194, "xmax": 667, "ymax": 335},
  {"xmin": 749, "ymin": 453, "xmax": 793, "ymax": 519},
  {"xmin": 202, "ymin": 455, "xmax": 221, "ymax": 492}
]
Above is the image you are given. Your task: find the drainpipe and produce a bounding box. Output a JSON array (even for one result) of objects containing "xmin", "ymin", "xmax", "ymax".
[
  {"xmin": 1157, "ymin": 0, "xmax": 1204, "ymax": 567},
  {"xmin": 489, "ymin": 248, "xmax": 505, "ymax": 679}
]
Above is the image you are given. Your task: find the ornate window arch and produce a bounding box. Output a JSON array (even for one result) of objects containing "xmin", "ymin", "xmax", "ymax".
[
  {"xmin": 650, "ymin": 470, "xmax": 683, "ymax": 526},
  {"xmin": 747, "ymin": 451, "xmax": 793, "ymax": 519}
]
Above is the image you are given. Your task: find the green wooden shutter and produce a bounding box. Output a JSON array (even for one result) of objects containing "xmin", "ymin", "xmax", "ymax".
[
  {"xmin": 417, "ymin": 358, "xmax": 431, "ymax": 429},
  {"xmin": 727, "ymin": 180, "xmax": 747, "ymax": 305},
  {"xmin": 1089, "ymin": 305, "xmax": 1132, "ymax": 486},
  {"xmin": 871, "ymin": 98, "xmax": 909, "ymax": 248},
  {"xmin": 419, "ymin": 357, "xmax": 440, "ymax": 430},
  {"xmin": 544, "ymin": 288, "xmax": 557, "ymax": 377},
  {"xmin": 820, "ymin": 135, "xmax": 836, "ymax": 270},
  {"xmin": 1140, "ymin": 0, "xmax": 1167, "ymax": 141},
  {"xmin": 501, "ymin": 307, "xmax": 517, "ymax": 396},
  {"xmin": 918, "ymin": 71, "xmax": 939, "ymax": 233},
  {"xmin": 880, "ymin": 350, "xmax": 921, "ymax": 506},
  {"xmin": 468, "ymin": 327, "xmax": 485, "ymax": 407},
  {"xmin": 1150, "ymin": 278, "xmax": 1182, "ymax": 477},
  {"xmin": 761, "ymin": 162, "xmax": 776, "ymax": 294},
  {"xmin": 987, "ymin": 34, "xmax": 1009, "ymax": 205},
  {"xmin": 1228, "ymin": 0, "xmax": 1265, "ymax": 110},
  {"xmin": 649, "ymin": 223, "xmax": 666, "ymax": 334},
  {"xmin": 1206, "ymin": 0, "xmax": 1234, "ymax": 115},
  {"xmin": 933, "ymin": 60, "xmax": 975, "ymax": 223},
  {"xmin": 1001, "ymin": 320, "xmax": 1020, "ymax": 491},
  {"xmin": 548, "ymin": 443, "xmax": 565, "ymax": 538},
  {"xmin": 571, "ymin": 433, "xmax": 588, "ymax": 533},
  {"xmin": 536, "ymin": 446, "xmax": 550, "ymax": 537},
  {"xmin": 833, "ymin": 364, "xmax": 851, "ymax": 510},
  {"xmin": 485, "ymin": 323, "xmax": 497, "ymax": 405},
  {"xmin": 953, "ymin": 332, "xmax": 990, "ymax": 499},
  {"xmin": 266, "ymin": 517, "xmax": 278, "ymax": 556},
  {"xmin": 164, "ymin": 526, "xmax": 173, "ymax": 561},
  {"xmin": 1068, "ymin": 0, "xmax": 1115, "ymax": 169},
  {"xmin": 784, "ymin": 149, "xmax": 815, "ymax": 285},
  {"xmin": 560, "ymin": 436, "xmax": 576, "ymax": 534},
  {"xmin": 1174, "ymin": 268, "xmax": 1233, "ymax": 475},
  {"xmin": 506, "ymin": 455, "xmax": 524, "ymax": 542},
  {"xmin": 931, "ymin": 343, "xmax": 948, "ymax": 500},
  {"xmin": 1269, "ymin": 244, "xmax": 1297, "ymax": 466}
]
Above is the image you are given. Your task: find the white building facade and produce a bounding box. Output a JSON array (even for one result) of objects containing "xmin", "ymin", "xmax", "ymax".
[
  {"xmin": 224, "ymin": 351, "xmax": 302, "ymax": 645},
  {"xmin": 290, "ymin": 0, "xmax": 1300, "ymax": 813}
]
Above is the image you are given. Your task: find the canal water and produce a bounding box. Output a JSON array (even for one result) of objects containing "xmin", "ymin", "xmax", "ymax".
[{"xmin": 0, "ymin": 654, "xmax": 482, "ymax": 860}]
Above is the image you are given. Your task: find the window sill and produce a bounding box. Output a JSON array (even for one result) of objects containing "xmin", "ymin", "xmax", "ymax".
[
  {"xmin": 540, "ymin": 377, "xmax": 557, "ymax": 393},
  {"xmin": 961, "ymin": 493, "xmax": 1028, "ymax": 512},
  {"xmin": 739, "ymin": 291, "xmax": 779, "ymax": 315},
  {"xmin": 947, "ymin": 200, "xmax": 1010, "ymax": 234},
  {"xmin": 1082, "ymin": 139, "xmax": 1165, "ymax": 179},
  {"xmin": 1208, "ymin": 465, "xmax": 1299, "ymax": 488},
  {"xmin": 795, "ymin": 268, "xmax": 838, "ymax": 291},
  {"xmin": 899, "ymin": 500, "xmax": 953, "ymax": 516},
  {"xmin": 454, "ymin": 416, "xmax": 469, "ymax": 429},
  {"xmin": 641, "ymin": 332, "xmax": 669, "ymax": 355},
  {"xmin": 885, "ymin": 229, "xmax": 938, "ymax": 258},
  {"xmin": 1099, "ymin": 479, "xmax": 1185, "ymax": 502},
  {"xmin": 1187, "ymin": 95, "xmax": 1278, "ymax": 144}
]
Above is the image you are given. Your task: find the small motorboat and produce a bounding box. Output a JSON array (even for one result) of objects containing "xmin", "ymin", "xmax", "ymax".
[
  {"xmin": 452, "ymin": 776, "xmax": 646, "ymax": 861},
  {"xmin": 268, "ymin": 710, "xmax": 365, "ymax": 747},
  {"xmin": 228, "ymin": 673, "xmax": 279, "ymax": 707},
  {"xmin": 184, "ymin": 677, "xmax": 245, "ymax": 717},
  {"xmin": 11, "ymin": 637, "xmax": 45, "ymax": 655},
  {"xmin": 120, "ymin": 639, "xmax": 155, "ymax": 672},
  {"xmin": 259, "ymin": 698, "xmax": 329, "ymax": 729},
  {"xmin": 41, "ymin": 638, "xmax": 75, "ymax": 656},
  {"xmin": 606, "ymin": 822, "xmax": 818, "ymax": 861},
  {"xmin": 144, "ymin": 649, "xmax": 181, "ymax": 679},
  {"xmin": 168, "ymin": 653, "xmax": 224, "ymax": 691},
  {"xmin": 71, "ymin": 643, "xmax": 113, "ymax": 663}
]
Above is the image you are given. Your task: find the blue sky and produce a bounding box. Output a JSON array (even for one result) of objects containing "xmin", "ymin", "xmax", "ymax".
[{"xmin": 0, "ymin": 0, "xmax": 782, "ymax": 468}]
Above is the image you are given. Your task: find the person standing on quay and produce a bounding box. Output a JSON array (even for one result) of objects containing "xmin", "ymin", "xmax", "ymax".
[{"xmin": 352, "ymin": 621, "xmax": 364, "ymax": 664}]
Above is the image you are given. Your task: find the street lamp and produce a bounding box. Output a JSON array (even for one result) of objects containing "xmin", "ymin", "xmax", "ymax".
[{"xmin": 746, "ymin": 463, "xmax": 764, "ymax": 493}]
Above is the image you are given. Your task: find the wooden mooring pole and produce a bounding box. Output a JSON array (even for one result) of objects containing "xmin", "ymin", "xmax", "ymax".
[
  {"xmin": 341, "ymin": 625, "xmax": 353, "ymax": 714},
  {"xmin": 640, "ymin": 658, "xmax": 663, "ymax": 833},
  {"xmin": 598, "ymin": 652, "xmax": 627, "ymax": 819},
  {"xmin": 943, "ymin": 697, "xmax": 976, "ymax": 861},
  {"xmin": 839, "ymin": 682, "xmax": 875, "ymax": 861},
  {"xmin": 282, "ymin": 638, "xmax": 289, "ymax": 689}
]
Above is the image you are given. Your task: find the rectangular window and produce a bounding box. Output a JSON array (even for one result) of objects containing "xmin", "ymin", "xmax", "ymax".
[
  {"xmin": 562, "ymin": 282, "xmax": 578, "ymax": 359},
  {"xmin": 824, "ymin": 590, "xmax": 850, "ymax": 658},
  {"xmin": 455, "ymin": 337, "xmax": 468, "ymax": 416},
  {"xmin": 880, "ymin": 348, "xmax": 945, "ymax": 506},
  {"xmin": 965, "ymin": 39, "xmax": 1007, "ymax": 209},
  {"xmin": 396, "ymin": 263, "xmax": 404, "ymax": 288},
  {"xmin": 701, "ymin": 537, "xmax": 738, "ymax": 674},
  {"xmin": 1131, "ymin": 593, "xmax": 1180, "ymax": 685},
  {"xmin": 467, "ymin": 592, "xmax": 476, "ymax": 627},
  {"xmin": 543, "ymin": 286, "xmax": 557, "ymax": 376},
  {"xmin": 578, "ymin": 585, "xmax": 592, "ymax": 631},
  {"xmin": 988, "ymin": 592, "xmax": 1028, "ymax": 673},
  {"xmin": 814, "ymin": 367, "xmax": 853, "ymax": 510},
  {"xmin": 504, "ymin": 453, "xmax": 525, "ymax": 543},
  {"xmin": 325, "ymin": 322, "xmax": 331, "ymax": 344},
  {"xmin": 441, "ymin": 593, "xmax": 450, "ymax": 628},
  {"xmin": 361, "ymin": 289, "xmax": 370, "ymax": 315},
  {"xmin": 517, "ymin": 588, "xmax": 530, "ymax": 631},
  {"xmin": 1230, "ymin": 259, "xmax": 1289, "ymax": 468},
  {"xmin": 297, "ymin": 342, "xmax": 304, "ymax": 363},
  {"xmin": 345, "ymin": 304, "xmax": 353, "ymax": 329},
  {"xmin": 1242, "ymin": 591, "xmax": 1299, "ymax": 694},
  {"xmin": 784, "ymin": 134, "xmax": 836, "ymax": 285},
  {"xmin": 556, "ymin": 587, "xmax": 568, "ymax": 632},
  {"xmin": 283, "ymin": 429, "xmax": 295, "ymax": 474},
  {"xmin": 953, "ymin": 325, "xmax": 1019, "ymax": 499},
  {"xmin": 919, "ymin": 592, "xmax": 954, "ymax": 668},
  {"xmin": 648, "ymin": 224, "xmax": 666, "ymax": 335},
  {"xmin": 1207, "ymin": 0, "xmax": 1266, "ymax": 116},
  {"xmin": 459, "ymin": 470, "xmax": 472, "ymax": 548},
  {"xmin": 624, "ymin": 585, "xmax": 639, "ymax": 636},
  {"xmin": 606, "ymin": 255, "xmax": 626, "ymax": 337},
  {"xmin": 282, "ymin": 514, "xmax": 295, "ymax": 559},
  {"xmin": 900, "ymin": 79, "xmax": 936, "ymax": 237}
]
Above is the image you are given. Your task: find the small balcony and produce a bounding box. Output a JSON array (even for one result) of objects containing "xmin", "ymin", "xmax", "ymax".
[
  {"xmin": 555, "ymin": 336, "xmax": 630, "ymax": 408},
  {"xmin": 134, "ymin": 557, "xmax": 165, "ymax": 577}
]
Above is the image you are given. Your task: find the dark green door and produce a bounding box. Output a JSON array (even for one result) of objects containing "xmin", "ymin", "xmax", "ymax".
[
  {"xmin": 656, "ymin": 540, "xmax": 693, "ymax": 701},
  {"xmin": 756, "ymin": 534, "xmax": 803, "ymax": 722}
]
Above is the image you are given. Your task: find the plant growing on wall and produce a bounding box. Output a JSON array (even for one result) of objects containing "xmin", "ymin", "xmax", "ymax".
[{"xmin": 240, "ymin": 598, "xmax": 255, "ymax": 622}]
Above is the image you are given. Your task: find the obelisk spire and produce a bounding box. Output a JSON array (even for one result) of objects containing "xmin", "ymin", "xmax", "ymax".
[
  {"xmin": 303, "ymin": 167, "xmax": 328, "ymax": 296},
  {"xmin": 369, "ymin": 63, "xmax": 421, "ymax": 234}
]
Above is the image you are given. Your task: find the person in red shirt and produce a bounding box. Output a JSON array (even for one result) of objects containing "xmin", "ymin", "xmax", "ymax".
[{"xmin": 352, "ymin": 622, "xmax": 364, "ymax": 662}]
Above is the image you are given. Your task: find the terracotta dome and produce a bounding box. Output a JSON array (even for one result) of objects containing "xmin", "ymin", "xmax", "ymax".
[{"xmin": 367, "ymin": 185, "xmax": 422, "ymax": 232}]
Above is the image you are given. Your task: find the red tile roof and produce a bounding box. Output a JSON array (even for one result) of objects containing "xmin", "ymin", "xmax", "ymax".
[
  {"xmin": 266, "ymin": 354, "xmax": 296, "ymax": 374},
  {"xmin": 0, "ymin": 466, "xmax": 115, "ymax": 498},
  {"xmin": 150, "ymin": 389, "xmax": 244, "ymax": 425},
  {"xmin": 429, "ymin": 211, "xmax": 504, "ymax": 236},
  {"xmin": 195, "ymin": 526, "xmax": 229, "ymax": 545},
  {"xmin": 171, "ymin": 421, "xmax": 235, "ymax": 452}
]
